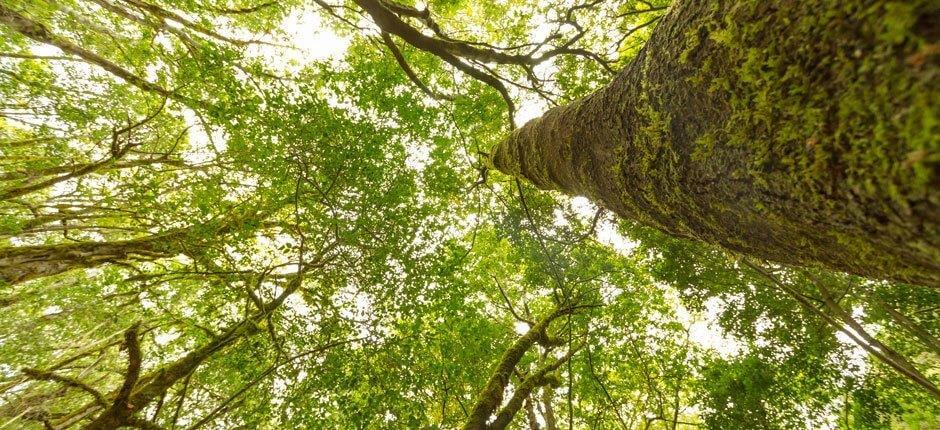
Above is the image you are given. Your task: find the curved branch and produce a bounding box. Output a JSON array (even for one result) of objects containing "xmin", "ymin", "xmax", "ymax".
[
  {"xmin": 379, "ymin": 32, "xmax": 454, "ymax": 101},
  {"xmin": 488, "ymin": 345, "xmax": 580, "ymax": 430},
  {"xmin": 463, "ymin": 304, "xmax": 586, "ymax": 429},
  {"xmin": 81, "ymin": 323, "xmax": 143, "ymax": 430},
  {"xmin": 353, "ymin": 0, "xmax": 534, "ymax": 65}
]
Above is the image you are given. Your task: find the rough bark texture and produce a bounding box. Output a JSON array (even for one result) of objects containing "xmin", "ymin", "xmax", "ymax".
[
  {"xmin": 0, "ymin": 206, "xmax": 260, "ymax": 286},
  {"xmin": 491, "ymin": 0, "xmax": 940, "ymax": 287},
  {"xmin": 75, "ymin": 277, "xmax": 303, "ymax": 429},
  {"xmin": 0, "ymin": 231, "xmax": 186, "ymax": 286},
  {"xmin": 463, "ymin": 306, "xmax": 573, "ymax": 430}
]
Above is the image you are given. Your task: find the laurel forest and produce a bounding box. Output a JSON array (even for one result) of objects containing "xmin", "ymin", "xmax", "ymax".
[{"xmin": 0, "ymin": 0, "xmax": 938, "ymax": 428}]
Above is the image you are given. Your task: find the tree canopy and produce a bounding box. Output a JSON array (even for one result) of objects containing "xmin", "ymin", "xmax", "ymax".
[{"xmin": 0, "ymin": 0, "xmax": 937, "ymax": 429}]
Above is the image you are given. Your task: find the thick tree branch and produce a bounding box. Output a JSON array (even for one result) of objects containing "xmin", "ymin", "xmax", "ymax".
[
  {"xmin": 463, "ymin": 304, "xmax": 585, "ymax": 429},
  {"xmin": 354, "ymin": 0, "xmax": 533, "ymax": 65},
  {"xmin": 350, "ymin": 0, "xmax": 517, "ymax": 128},
  {"xmin": 81, "ymin": 323, "xmax": 143, "ymax": 430},
  {"xmin": 488, "ymin": 345, "xmax": 579, "ymax": 430}
]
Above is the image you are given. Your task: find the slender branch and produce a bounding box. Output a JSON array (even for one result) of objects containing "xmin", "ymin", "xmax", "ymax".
[
  {"xmin": 745, "ymin": 261, "xmax": 940, "ymax": 401},
  {"xmin": 0, "ymin": 52, "xmax": 81, "ymax": 61},
  {"xmin": 492, "ymin": 275, "xmax": 533, "ymax": 325},
  {"xmin": 584, "ymin": 342, "xmax": 628, "ymax": 429},
  {"xmin": 540, "ymin": 387, "xmax": 558, "ymax": 430},
  {"xmin": 810, "ymin": 275, "xmax": 939, "ymax": 399},
  {"xmin": 871, "ymin": 296, "xmax": 940, "ymax": 356},
  {"xmin": 379, "ymin": 32, "xmax": 454, "ymax": 101},
  {"xmin": 0, "ymin": 103, "xmax": 167, "ymax": 200},
  {"xmin": 117, "ymin": 0, "xmax": 267, "ymax": 46},
  {"xmin": 0, "ymin": 4, "xmax": 205, "ymax": 108},
  {"xmin": 20, "ymin": 368, "xmax": 108, "ymax": 408}
]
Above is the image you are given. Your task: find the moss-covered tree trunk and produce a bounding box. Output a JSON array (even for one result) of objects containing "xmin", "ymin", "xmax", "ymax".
[
  {"xmin": 491, "ymin": 0, "xmax": 939, "ymax": 287},
  {"xmin": 0, "ymin": 231, "xmax": 187, "ymax": 286},
  {"xmin": 0, "ymin": 206, "xmax": 264, "ymax": 286}
]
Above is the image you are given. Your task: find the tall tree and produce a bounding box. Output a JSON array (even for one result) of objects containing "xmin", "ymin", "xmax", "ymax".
[
  {"xmin": 487, "ymin": 0, "xmax": 939, "ymax": 286},
  {"xmin": 1, "ymin": 0, "xmax": 938, "ymax": 428}
]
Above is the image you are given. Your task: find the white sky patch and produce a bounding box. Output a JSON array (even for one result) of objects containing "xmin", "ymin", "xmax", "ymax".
[
  {"xmin": 332, "ymin": 284, "xmax": 385, "ymax": 341},
  {"xmin": 509, "ymin": 10, "xmax": 562, "ymax": 125},
  {"xmin": 675, "ymin": 295, "xmax": 745, "ymax": 358},
  {"xmin": 181, "ymin": 108, "xmax": 227, "ymax": 164},
  {"xmin": 689, "ymin": 322, "xmax": 743, "ymax": 357},
  {"xmin": 281, "ymin": 11, "xmax": 350, "ymax": 61},
  {"xmin": 154, "ymin": 33, "xmax": 175, "ymax": 51},
  {"xmin": 42, "ymin": 305, "xmax": 63, "ymax": 316},
  {"xmin": 154, "ymin": 330, "xmax": 181, "ymax": 346},
  {"xmin": 596, "ymin": 220, "xmax": 639, "ymax": 255},
  {"xmin": 404, "ymin": 142, "xmax": 432, "ymax": 171},
  {"xmin": 31, "ymin": 43, "xmax": 65, "ymax": 58},
  {"xmin": 530, "ymin": 20, "xmax": 555, "ymax": 42},
  {"xmin": 599, "ymin": 280, "xmax": 623, "ymax": 304},
  {"xmin": 50, "ymin": 178, "xmax": 78, "ymax": 199},
  {"xmin": 139, "ymin": 292, "xmax": 157, "ymax": 310},
  {"xmin": 569, "ymin": 196, "xmax": 596, "ymax": 218},
  {"xmin": 515, "ymin": 96, "xmax": 547, "ymax": 125},
  {"xmin": 245, "ymin": 10, "xmax": 351, "ymax": 73},
  {"xmin": 753, "ymin": 314, "xmax": 774, "ymax": 349},
  {"xmin": 565, "ymin": 196, "xmax": 640, "ymax": 255},
  {"xmin": 145, "ymin": 63, "xmax": 161, "ymax": 82},
  {"xmin": 552, "ymin": 208, "xmax": 570, "ymax": 228}
]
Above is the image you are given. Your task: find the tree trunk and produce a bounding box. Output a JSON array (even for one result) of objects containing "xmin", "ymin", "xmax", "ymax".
[
  {"xmin": 490, "ymin": 0, "xmax": 940, "ymax": 287},
  {"xmin": 0, "ymin": 231, "xmax": 187, "ymax": 286},
  {"xmin": 0, "ymin": 205, "xmax": 264, "ymax": 286}
]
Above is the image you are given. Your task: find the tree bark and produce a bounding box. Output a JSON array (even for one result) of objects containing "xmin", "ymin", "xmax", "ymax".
[
  {"xmin": 490, "ymin": 0, "xmax": 940, "ymax": 287},
  {"xmin": 0, "ymin": 204, "xmax": 264, "ymax": 285},
  {"xmin": 0, "ymin": 231, "xmax": 187, "ymax": 286},
  {"xmin": 463, "ymin": 306, "xmax": 576, "ymax": 430},
  {"xmin": 74, "ymin": 275, "xmax": 307, "ymax": 429}
]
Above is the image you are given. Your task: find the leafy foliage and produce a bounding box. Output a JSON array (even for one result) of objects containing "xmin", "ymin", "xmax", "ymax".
[{"xmin": 0, "ymin": 0, "xmax": 937, "ymax": 429}]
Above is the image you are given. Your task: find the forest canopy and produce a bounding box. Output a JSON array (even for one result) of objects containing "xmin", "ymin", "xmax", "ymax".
[{"xmin": 0, "ymin": 0, "xmax": 938, "ymax": 429}]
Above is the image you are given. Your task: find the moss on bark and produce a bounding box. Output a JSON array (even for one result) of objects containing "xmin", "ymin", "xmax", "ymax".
[
  {"xmin": 491, "ymin": 0, "xmax": 940, "ymax": 287},
  {"xmin": 0, "ymin": 233, "xmax": 185, "ymax": 286}
]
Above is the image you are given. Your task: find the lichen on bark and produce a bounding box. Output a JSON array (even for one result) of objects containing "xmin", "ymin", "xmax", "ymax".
[{"xmin": 490, "ymin": 0, "xmax": 940, "ymax": 287}]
